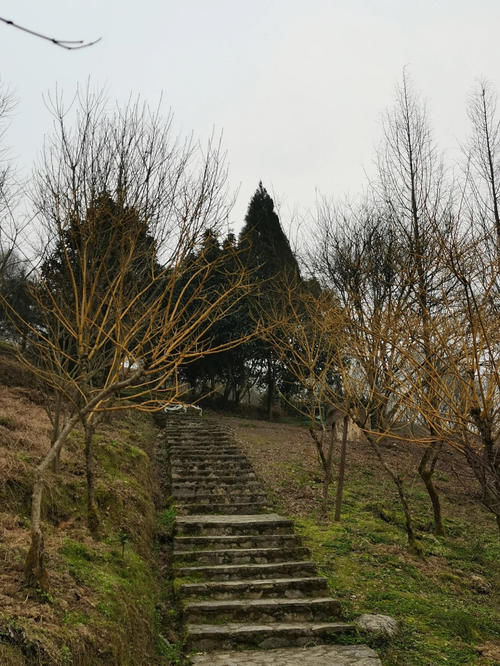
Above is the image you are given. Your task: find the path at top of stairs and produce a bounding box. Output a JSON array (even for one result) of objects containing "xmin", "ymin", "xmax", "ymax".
[{"xmin": 166, "ymin": 413, "xmax": 381, "ymax": 665}]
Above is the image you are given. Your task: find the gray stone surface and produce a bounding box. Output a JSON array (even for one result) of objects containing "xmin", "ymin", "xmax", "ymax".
[
  {"xmin": 356, "ymin": 613, "xmax": 398, "ymax": 638},
  {"xmin": 177, "ymin": 513, "xmax": 288, "ymax": 524},
  {"xmin": 169, "ymin": 418, "xmax": 380, "ymax": 663},
  {"xmin": 192, "ymin": 645, "xmax": 382, "ymax": 665}
]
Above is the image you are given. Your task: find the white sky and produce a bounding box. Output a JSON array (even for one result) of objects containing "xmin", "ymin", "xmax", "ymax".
[{"xmin": 2, "ymin": 1, "xmax": 500, "ymax": 235}]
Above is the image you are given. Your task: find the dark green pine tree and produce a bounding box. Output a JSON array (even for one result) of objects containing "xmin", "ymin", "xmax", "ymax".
[
  {"xmin": 239, "ymin": 182, "xmax": 300, "ymax": 419},
  {"xmin": 239, "ymin": 182, "xmax": 298, "ymax": 281}
]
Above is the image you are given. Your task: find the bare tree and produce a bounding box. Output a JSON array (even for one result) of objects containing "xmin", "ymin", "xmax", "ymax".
[
  {"xmin": 465, "ymin": 81, "xmax": 500, "ymax": 263},
  {"xmin": 373, "ymin": 73, "xmax": 454, "ymax": 535},
  {"xmin": 310, "ymin": 202, "xmax": 426, "ymax": 551},
  {"xmin": 2, "ymin": 87, "xmax": 254, "ymax": 587},
  {"xmin": 263, "ymin": 280, "xmax": 346, "ymax": 518},
  {"xmin": 393, "ymin": 228, "xmax": 500, "ymax": 530}
]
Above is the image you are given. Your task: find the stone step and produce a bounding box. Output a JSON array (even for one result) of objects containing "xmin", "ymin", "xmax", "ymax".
[
  {"xmin": 170, "ymin": 453, "xmax": 248, "ymax": 461},
  {"xmin": 169, "ymin": 446, "xmax": 240, "ymax": 455},
  {"xmin": 172, "ymin": 482, "xmax": 262, "ymax": 494},
  {"xmin": 183, "ymin": 597, "xmax": 342, "ymax": 624},
  {"xmin": 178, "ymin": 576, "xmax": 329, "ymax": 601},
  {"xmin": 190, "ymin": 645, "xmax": 382, "ymax": 665},
  {"xmin": 173, "ymin": 490, "xmax": 267, "ymax": 502},
  {"xmin": 174, "ymin": 534, "xmax": 302, "ymax": 551},
  {"xmin": 171, "ymin": 473, "xmax": 257, "ymax": 484},
  {"xmin": 186, "ymin": 621, "xmax": 355, "ymax": 651},
  {"xmin": 175, "ymin": 514, "xmax": 294, "ymax": 537},
  {"xmin": 174, "ymin": 547, "xmax": 311, "ymax": 566},
  {"xmin": 177, "ymin": 502, "xmax": 269, "ymax": 515},
  {"xmin": 173, "ymin": 488, "xmax": 263, "ymax": 500},
  {"xmin": 171, "ymin": 461, "xmax": 253, "ymax": 472},
  {"xmin": 177, "ymin": 561, "xmax": 317, "ymax": 581},
  {"xmin": 172, "ymin": 473, "xmax": 255, "ymax": 482}
]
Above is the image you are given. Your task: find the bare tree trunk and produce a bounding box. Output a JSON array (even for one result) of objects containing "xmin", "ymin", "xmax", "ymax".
[
  {"xmin": 25, "ymin": 368, "xmax": 143, "ymax": 586},
  {"xmin": 266, "ymin": 355, "xmax": 274, "ymax": 420},
  {"xmin": 50, "ymin": 393, "xmax": 64, "ymax": 473},
  {"xmin": 418, "ymin": 441, "xmax": 444, "ymax": 535},
  {"xmin": 334, "ymin": 414, "xmax": 349, "ymax": 522},
  {"xmin": 83, "ymin": 417, "xmax": 99, "ymax": 535},
  {"xmin": 310, "ymin": 422, "xmax": 336, "ymax": 518},
  {"xmin": 365, "ymin": 432, "xmax": 420, "ymax": 554},
  {"xmin": 25, "ymin": 411, "xmax": 81, "ymax": 587}
]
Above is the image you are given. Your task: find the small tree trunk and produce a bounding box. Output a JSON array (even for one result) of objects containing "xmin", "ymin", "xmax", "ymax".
[
  {"xmin": 418, "ymin": 442, "xmax": 444, "ymax": 535},
  {"xmin": 394, "ymin": 474, "xmax": 419, "ymax": 553},
  {"xmin": 315, "ymin": 422, "xmax": 336, "ymax": 519},
  {"xmin": 25, "ymin": 411, "xmax": 81, "ymax": 586},
  {"xmin": 24, "ymin": 367, "xmax": 143, "ymax": 586},
  {"xmin": 334, "ymin": 415, "xmax": 349, "ymax": 522},
  {"xmin": 84, "ymin": 417, "xmax": 100, "ymax": 535},
  {"xmin": 365, "ymin": 432, "xmax": 420, "ymax": 553},
  {"xmin": 24, "ymin": 472, "xmax": 49, "ymax": 590},
  {"xmin": 50, "ymin": 394, "xmax": 64, "ymax": 473},
  {"xmin": 266, "ymin": 355, "xmax": 275, "ymax": 420}
]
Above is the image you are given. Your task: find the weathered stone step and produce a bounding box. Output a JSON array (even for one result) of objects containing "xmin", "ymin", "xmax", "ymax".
[
  {"xmin": 169, "ymin": 446, "xmax": 240, "ymax": 455},
  {"xmin": 177, "ymin": 560, "xmax": 317, "ymax": 581},
  {"xmin": 174, "ymin": 534, "xmax": 302, "ymax": 551},
  {"xmin": 171, "ymin": 461, "xmax": 253, "ymax": 472},
  {"xmin": 176, "ymin": 514, "xmax": 294, "ymax": 537},
  {"xmin": 170, "ymin": 453, "xmax": 248, "ymax": 462},
  {"xmin": 186, "ymin": 621, "xmax": 355, "ymax": 651},
  {"xmin": 191, "ymin": 644, "xmax": 382, "ymax": 665},
  {"xmin": 173, "ymin": 491, "xmax": 267, "ymax": 503},
  {"xmin": 183, "ymin": 597, "xmax": 342, "ymax": 624},
  {"xmin": 174, "ymin": 547, "xmax": 311, "ymax": 566},
  {"xmin": 172, "ymin": 473, "xmax": 257, "ymax": 484},
  {"xmin": 177, "ymin": 502, "xmax": 269, "ymax": 515},
  {"xmin": 172, "ymin": 482, "xmax": 262, "ymax": 494},
  {"xmin": 172, "ymin": 473, "xmax": 255, "ymax": 483},
  {"xmin": 178, "ymin": 576, "xmax": 329, "ymax": 601}
]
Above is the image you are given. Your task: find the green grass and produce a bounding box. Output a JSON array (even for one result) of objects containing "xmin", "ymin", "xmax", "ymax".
[{"xmin": 294, "ymin": 486, "xmax": 500, "ymax": 666}]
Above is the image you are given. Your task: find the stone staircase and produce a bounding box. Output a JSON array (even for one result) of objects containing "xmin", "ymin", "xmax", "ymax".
[{"xmin": 166, "ymin": 414, "xmax": 381, "ymax": 665}]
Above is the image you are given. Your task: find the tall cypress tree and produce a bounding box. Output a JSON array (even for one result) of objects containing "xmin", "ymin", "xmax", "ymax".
[
  {"xmin": 239, "ymin": 182, "xmax": 299, "ymax": 418},
  {"xmin": 239, "ymin": 182, "xmax": 298, "ymax": 281}
]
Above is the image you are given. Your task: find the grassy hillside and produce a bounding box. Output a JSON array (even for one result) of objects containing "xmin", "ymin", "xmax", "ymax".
[
  {"xmin": 226, "ymin": 415, "xmax": 500, "ymax": 666},
  {"xmin": 0, "ymin": 352, "xmax": 179, "ymax": 665},
  {"xmin": 1, "ymin": 349, "xmax": 498, "ymax": 665}
]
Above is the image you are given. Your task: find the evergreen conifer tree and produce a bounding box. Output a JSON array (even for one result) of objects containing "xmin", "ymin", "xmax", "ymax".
[{"xmin": 239, "ymin": 182, "xmax": 299, "ymax": 418}]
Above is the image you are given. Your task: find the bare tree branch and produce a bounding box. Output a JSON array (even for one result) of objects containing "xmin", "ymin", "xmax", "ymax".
[{"xmin": 0, "ymin": 15, "xmax": 101, "ymax": 50}]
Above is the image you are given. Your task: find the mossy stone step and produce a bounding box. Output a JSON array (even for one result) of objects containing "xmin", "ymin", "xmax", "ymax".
[
  {"xmin": 191, "ymin": 645, "xmax": 382, "ymax": 665},
  {"xmin": 178, "ymin": 576, "xmax": 329, "ymax": 601},
  {"xmin": 173, "ymin": 492, "xmax": 267, "ymax": 503},
  {"xmin": 170, "ymin": 452, "xmax": 249, "ymax": 461},
  {"xmin": 171, "ymin": 461, "xmax": 253, "ymax": 471},
  {"xmin": 177, "ymin": 560, "xmax": 317, "ymax": 581},
  {"xmin": 172, "ymin": 473, "xmax": 257, "ymax": 484},
  {"xmin": 186, "ymin": 621, "xmax": 355, "ymax": 651},
  {"xmin": 169, "ymin": 445, "xmax": 240, "ymax": 454},
  {"xmin": 174, "ymin": 546, "xmax": 310, "ymax": 566},
  {"xmin": 177, "ymin": 503, "xmax": 269, "ymax": 516},
  {"xmin": 173, "ymin": 483, "xmax": 262, "ymax": 495},
  {"xmin": 183, "ymin": 597, "xmax": 342, "ymax": 624},
  {"xmin": 174, "ymin": 534, "xmax": 302, "ymax": 551},
  {"xmin": 176, "ymin": 514, "xmax": 294, "ymax": 537}
]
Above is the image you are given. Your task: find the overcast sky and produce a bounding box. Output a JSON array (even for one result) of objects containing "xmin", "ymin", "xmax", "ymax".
[{"xmin": 2, "ymin": 1, "xmax": 500, "ymax": 235}]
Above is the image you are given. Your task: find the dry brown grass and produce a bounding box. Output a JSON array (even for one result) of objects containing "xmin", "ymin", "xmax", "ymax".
[
  {"xmin": 0, "ymin": 353, "xmax": 162, "ymax": 664},
  {"xmin": 223, "ymin": 415, "xmax": 483, "ymax": 522}
]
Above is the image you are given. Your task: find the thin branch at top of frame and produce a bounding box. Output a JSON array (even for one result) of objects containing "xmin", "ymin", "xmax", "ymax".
[{"xmin": 0, "ymin": 16, "xmax": 101, "ymax": 50}]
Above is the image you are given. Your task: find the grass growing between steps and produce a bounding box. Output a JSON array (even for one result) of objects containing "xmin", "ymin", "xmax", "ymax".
[{"xmin": 228, "ymin": 415, "xmax": 500, "ymax": 666}]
